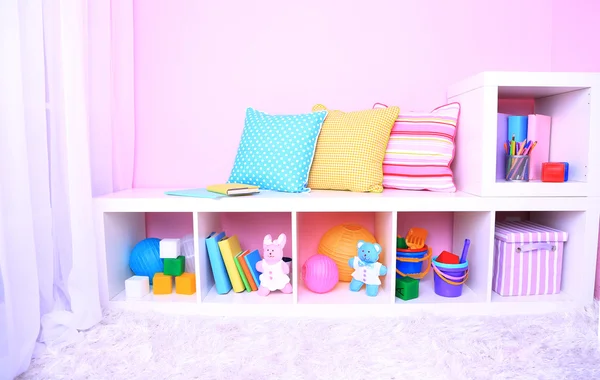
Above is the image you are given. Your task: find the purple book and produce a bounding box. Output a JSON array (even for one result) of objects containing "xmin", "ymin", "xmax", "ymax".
[{"xmin": 497, "ymin": 113, "xmax": 509, "ymax": 179}]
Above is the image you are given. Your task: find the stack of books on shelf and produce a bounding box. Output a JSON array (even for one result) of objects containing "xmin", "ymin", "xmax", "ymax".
[
  {"xmin": 206, "ymin": 232, "xmax": 262, "ymax": 294},
  {"xmin": 497, "ymin": 113, "xmax": 551, "ymax": 181}
]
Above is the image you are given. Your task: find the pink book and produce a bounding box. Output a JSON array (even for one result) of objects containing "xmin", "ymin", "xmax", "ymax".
[{"xmin": 527, "ymin": 114, "xmax": 551, "ymax": 180}]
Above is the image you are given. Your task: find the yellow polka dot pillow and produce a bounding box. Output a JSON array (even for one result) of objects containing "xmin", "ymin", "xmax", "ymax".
[{"xmin": 308, "ymin": 104, "xmax": 400, "ymax": 193}]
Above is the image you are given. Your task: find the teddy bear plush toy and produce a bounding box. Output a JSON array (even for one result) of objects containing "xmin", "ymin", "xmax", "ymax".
[{"xmin": 347, "ymin": 239, "xmax": 387, "ymax": 297}]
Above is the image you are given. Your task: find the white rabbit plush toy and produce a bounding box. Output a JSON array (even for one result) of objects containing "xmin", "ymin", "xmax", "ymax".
[{"xmin": 256, "ymin": 233, "xmax": 292, "ymax": 296}]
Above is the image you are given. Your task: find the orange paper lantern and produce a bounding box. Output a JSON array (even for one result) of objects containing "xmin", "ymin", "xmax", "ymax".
[{"xmin": 318, "ymin": 223, "xmax": 376, "ymax": 282}]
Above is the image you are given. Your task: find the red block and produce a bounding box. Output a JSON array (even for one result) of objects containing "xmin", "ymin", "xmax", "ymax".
[
  {"xmin": 541, "ymin": 162, "xmax": 565, "ymax": 182},
  {"xmin": 436, "ymin": 250, "xmax": 460, "ymax": 264}
]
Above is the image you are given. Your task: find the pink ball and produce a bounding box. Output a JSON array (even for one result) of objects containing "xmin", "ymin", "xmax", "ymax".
[{"xmin": 302, "ymin": 254, "xmax": 339, "ymax": 293}]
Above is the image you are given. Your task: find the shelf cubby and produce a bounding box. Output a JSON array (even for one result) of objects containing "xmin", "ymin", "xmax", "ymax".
[
  {"xmin": 447, "ymin": 71, "xmax": 600, "ymax": 197},
  {"xmin": 395, "ymin": 211, "xmax": 494, "ymax": 304},
  {"xmin": 490, "ymin": 210, "xmax": 593, "ymax": 304},
  {"xmin": 100, "ymin": 211, "xmax": 196, "ymax": 304},
  {"xmin": 196, "ymin": 211, "xmax": 294, "ymax": 305},
  {"xmin": 296, "ymin": 212, "xmax": 395, "ymax": 305}
]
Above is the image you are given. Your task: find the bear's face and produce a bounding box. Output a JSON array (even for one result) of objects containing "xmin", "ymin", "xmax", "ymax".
[{"xmin": 356, "ymin": 240, "xmax": 382, "ymax": 263}]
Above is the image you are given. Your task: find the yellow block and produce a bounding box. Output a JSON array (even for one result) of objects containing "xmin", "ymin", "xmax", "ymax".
[
  {"xmin": 153, "ymin": 272, "xmax": 173, "ymax": 295},
  {"xmin": 175, "ymin": 272, "xmax": 196, "ymax": 295}
]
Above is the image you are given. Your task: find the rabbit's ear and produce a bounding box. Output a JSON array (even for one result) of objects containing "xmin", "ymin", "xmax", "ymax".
[
  {"xmin": 263, "ymin": 234, "xmax": 273, "ymax": 245},
  {"xmin": 276, "ymin": 233, "xmax": 286, "ymax": 247}
]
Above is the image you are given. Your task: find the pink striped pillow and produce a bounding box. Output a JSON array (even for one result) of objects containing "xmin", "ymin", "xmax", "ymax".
[{"xmin": 374, "ymin": 102, "xmax": 460, "ymax": 193}]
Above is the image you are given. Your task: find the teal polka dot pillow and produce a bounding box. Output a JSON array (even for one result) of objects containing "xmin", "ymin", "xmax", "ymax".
[{"xmin": 228, "ymin": 107, "xmax": 328, "ymax": 193}]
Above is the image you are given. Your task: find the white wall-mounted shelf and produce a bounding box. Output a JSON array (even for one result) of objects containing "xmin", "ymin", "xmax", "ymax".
[{"xmin": 447, "ymin": 71, "xmax": 600, "ymax": 198}]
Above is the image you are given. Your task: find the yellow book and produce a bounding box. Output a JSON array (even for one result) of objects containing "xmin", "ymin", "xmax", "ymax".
[
  {"xmin": 217, "ymin": 235, "xmax": 245, "ymax": 293},
  {"xmin": 206, "ymin": 183, "xmax": 259, "ymax": 196}
]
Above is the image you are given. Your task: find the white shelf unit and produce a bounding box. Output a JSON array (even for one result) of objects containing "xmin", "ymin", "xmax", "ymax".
[
  {"xmin": 447, "ymin": 71, "xmax": 600, "ymax": 198},
  {"xmin": 92, "ymin": 71, "xmax": 600, "ymax": 318},
  {"xmin": 93, "ymin": 188, "xmax": 600, "ymax": 317}
]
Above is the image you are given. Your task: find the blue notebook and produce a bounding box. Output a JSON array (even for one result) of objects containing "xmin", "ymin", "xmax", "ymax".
[
  {"xmin": 165, "ymin": 188, "xmax": 225, "ymax": 199},
  {"xmin": 243, "ymin": 249, "xmax": 262, "ymax": 287},
  {"xmin": 507, "ymin": 116, "xmax": 528, "ymax": 142},
  {"xmin": 205, "ymin": 231, "xmax": 232, "ymax": 294}
]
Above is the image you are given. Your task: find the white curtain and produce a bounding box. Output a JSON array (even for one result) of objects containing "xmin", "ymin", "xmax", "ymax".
[{"xmin": 0, "ymin": 1, "xmax": 135, "ymax": 379}]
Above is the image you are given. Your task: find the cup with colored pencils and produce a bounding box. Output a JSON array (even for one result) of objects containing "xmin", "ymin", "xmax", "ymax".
[{"xmin": 504, "ymin": 138, "xmax": 537, "ymax": 182}]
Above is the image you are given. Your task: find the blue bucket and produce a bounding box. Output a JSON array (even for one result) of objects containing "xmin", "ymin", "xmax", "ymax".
[{"xmin": 396, "ymin": 245, "xmax": 431, "ymax": 278}]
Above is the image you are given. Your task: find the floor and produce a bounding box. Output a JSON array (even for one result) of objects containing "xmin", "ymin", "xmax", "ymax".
[{"xmin": 20, "ymin": 303, "xmax": 600, "ymax": 380}]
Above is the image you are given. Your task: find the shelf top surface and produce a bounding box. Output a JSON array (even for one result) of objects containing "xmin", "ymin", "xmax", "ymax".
[
  {"xmin": 95, "ymin": 187, "xmax": 476, "ymax": 200},
  {"xmin": 447, "ymin": 71, "xmax": 600, "ymax": 99},
  {"xmin": 93, "ymin": 188, "xmax": 592, "ymax": 213}
]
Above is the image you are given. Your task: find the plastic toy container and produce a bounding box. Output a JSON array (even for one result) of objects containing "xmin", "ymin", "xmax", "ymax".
[
  {"xmin": 432, "ymin": 258, "xmax": 469, "ymax": 297},
  {"xmin": 492, "ymin": 220, "xmax": 568, "ymax": 296},
  {"xmin": 396, "ymin": 245, "xmax": 431, "ymax": 279}
]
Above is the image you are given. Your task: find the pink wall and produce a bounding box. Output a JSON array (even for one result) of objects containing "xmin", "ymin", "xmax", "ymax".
[
  {"xmin": 134, "ymin": 0, "xmax": 530, "ymax": 187},
  {"xmin": 550, "ymin": 0, "xmax": 600, "ymax": 72},
  {"xmin": 131, "ymin": 0, "xmax": 600, "ymax": 187},
  {"xmin": 397, "ymin": 213, "xmax": 454, "ymax": 257},
  {"xmin": 220, "ymin": 213, "xmax": 293, "ymax": 259},
  {"xmin": 127, "ymin": 0, "xmax": 600, "ymax": 294},
  {"xmin": 145, "ymin": 212, "xmax": 193, "ymax": 239}
]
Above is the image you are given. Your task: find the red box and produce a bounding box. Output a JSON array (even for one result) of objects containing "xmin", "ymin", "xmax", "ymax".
[{"xmin": 541, "ymin": 162, "xmax": 565, "ymax": 182}]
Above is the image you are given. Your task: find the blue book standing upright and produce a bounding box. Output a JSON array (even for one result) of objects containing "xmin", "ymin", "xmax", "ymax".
[
  {"xmin": 205, "ymin": 231, "xmax": 232, "ymax": 294},
  {"xmin": 243, "ymin": 249, "xmax": 263, "ymax": 287}
]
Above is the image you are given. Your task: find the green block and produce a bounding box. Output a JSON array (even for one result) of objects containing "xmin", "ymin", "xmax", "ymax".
[
  {"xmin": 397, "ymin": 236, "xmax": 408, "ymax": 249},
  {"xmin": 164, "ymin": 256, "xmax": 185, "ymax": 276},
  {"xmin": 395, "ymin": 276, "xmax": 419, "ymax": 301}
]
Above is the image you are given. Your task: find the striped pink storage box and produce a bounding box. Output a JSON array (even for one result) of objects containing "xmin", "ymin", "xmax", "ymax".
[{"xmin": 492, "ymin": 221, "xmax": 568, "ymax": 296}]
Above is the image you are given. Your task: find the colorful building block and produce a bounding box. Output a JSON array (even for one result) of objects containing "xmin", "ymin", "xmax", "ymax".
[
  {"xmin": 159, "ymin": 238, "xmax": 181, "ymax": 259},
  {"xmin": 153, "ymin": 272, "xmax": 173, "ymax": 295},
  {"xmin": 175, "ymin": 272, "xmax": 196, "ymax": 295},
  {"xmin": 396, "ymin": 276, "xmax": 419, "ymax": 301},
  {"xmin": 541, "ymin": 162, "xmax": 568, "ymax": 182},
  {"xmin": 125, "ymin": 275, "xmax": 150, "ymax": 298},
  {"xmin": 436, "ymin": 251, "xmax": 460, "ymax": 265},
  {"xmin": 164, "ymin": 256, "xmax": 185, "ymax": 276}
]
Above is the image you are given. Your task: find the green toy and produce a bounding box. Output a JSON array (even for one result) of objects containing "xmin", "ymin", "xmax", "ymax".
[
  {"xmin": 164, "ymin": 256, "xmax": 185, "ymax": 276},
  {"xmin": 395, "ymin": 276, "xmax": 419, "ymax": 301},
  {"xmin": 397, "ymin": 236, "xmax": 408, "ymax": 249}
]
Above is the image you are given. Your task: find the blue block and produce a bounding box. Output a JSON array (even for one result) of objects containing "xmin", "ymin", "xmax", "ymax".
[{"xmin": 561, "ymin": 162, "xmax": 569, "ymax": 181}]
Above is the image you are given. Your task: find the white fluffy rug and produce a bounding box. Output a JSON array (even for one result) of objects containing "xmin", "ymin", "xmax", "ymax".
[{"xmin": 20, "ymin": 304, "xmax": 600, "ymax": 380}]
